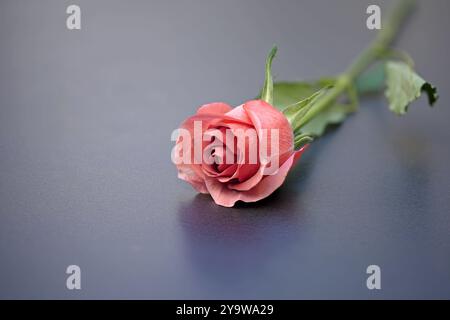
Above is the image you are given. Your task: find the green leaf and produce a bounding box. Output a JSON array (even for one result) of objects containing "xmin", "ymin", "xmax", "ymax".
[
  {"xmin": 294, "ymin": 134, "xmax": 314, "ymax": 150},
  {"xmin": 283, "ymin": 86, "xmax": 330, "ymax": 127},
  {"xmin": 267, "ymin": 80, "xmax": 356, "ymax": 139},
  {"xmin": 260, "ymin": 46, "xmax": 277, "ymax": 105},
  {"xmin": 355, "ymin": 50, "xmax": 415, "ymax": 95},
  {"xmin": 385, "ymin": 61, "xmax": 438, "ymax": 115},
  {"xmin": 300, "ymin": 103, "xmax": 355, "ymax": 136},
  {"xmin": 271, "ymin": 79, "xmax": 335, "ymax": 111}
]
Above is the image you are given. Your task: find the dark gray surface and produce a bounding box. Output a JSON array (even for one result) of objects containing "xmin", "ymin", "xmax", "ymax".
[{"xmin": 0, "ymin": 0, "xmax": 449, "ymax": 299}]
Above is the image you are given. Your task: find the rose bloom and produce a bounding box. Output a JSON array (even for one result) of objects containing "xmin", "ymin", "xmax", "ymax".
[{"xmin": 172, "ymin": 100, "xmax": 307, "ymax": 207}]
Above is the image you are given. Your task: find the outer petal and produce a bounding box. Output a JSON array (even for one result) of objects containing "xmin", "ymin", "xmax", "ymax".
[
  {"xmin": 238, "ymin": 146, "xmax": 307, "ymax": 202},
  {"xmin": 204, "ymin": 146, "xmax": 307, "ymax": 207},
  {"xmin": 243, "ymin": 99, "xmax": 294, "ymax": 159},
  {"xmin": 175, "ymin": 113, "xmax": 220, "ymax": 194},
  {"xmin": 197, "ymin": 102, "xmax": 232, "ymax": 115},
  {"xmin": 224, "ymin": 104, "xmax": 252, "ymax": 123},
  {"xmin": 227, "ymin": 100, "xmax": 295, "ymax": 191},
  {"xmin": 177, "ymin": 164, "xmax": 208, "ymax": 194}
]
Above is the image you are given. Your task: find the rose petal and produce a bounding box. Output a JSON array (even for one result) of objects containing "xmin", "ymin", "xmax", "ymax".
[
  {"xmin": 224, "ymin": 104, "xmax": 252, "ymax": 123},
  {"xmin": 204, "ymin": 146, "xmax": 307, "ymax": 207},
  {"xmin": 197, "ymin": 102, "xmax": 232, "ymax": 115},
  {"xmin": 243, "ymin": 100, "xmax": 294, "ymax": 160},
  {"xmin": 177, "ymin": 164, "xmax": 208, "ymax": 194}
]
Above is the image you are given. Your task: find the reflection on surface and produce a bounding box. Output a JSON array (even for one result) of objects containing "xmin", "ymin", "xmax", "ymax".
[
  {"xmin": 177, "ymin": 193, "xmax": 301, "ymax": 285},
  {"xmin": 175, "ymin": 145, "xmax": 322, "ymax": 293},
  {"xmin": 382, "ymin": 128, "xmax": 432, "ymax": 238}
]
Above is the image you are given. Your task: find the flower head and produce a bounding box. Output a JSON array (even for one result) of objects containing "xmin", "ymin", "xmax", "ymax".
[{"xmin": 172, "ymin": 100, "xmax": 307, "ymax": 207}]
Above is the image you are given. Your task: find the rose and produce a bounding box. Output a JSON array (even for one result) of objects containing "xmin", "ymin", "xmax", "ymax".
[
  {"xmin": 170, "ymin": 1, "xmax": 435, "ymax": 207},
  {"xmin": 172, "ymin": 99, "xmax": 307, "ymax": 207}
]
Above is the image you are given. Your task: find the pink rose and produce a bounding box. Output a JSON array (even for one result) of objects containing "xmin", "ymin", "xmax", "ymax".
[{"xmin": 172, "ymin": 100, "xmax": 307, "ymax": 207}]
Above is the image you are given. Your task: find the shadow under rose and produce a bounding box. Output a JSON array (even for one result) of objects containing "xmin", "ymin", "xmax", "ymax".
[
  {"xmin": 176, "ymin": 194, "xmax": 302, "ymax": 290},
  {"xmin": 175, "ymin": 137, "xmax": 330, "ymax": 291}
]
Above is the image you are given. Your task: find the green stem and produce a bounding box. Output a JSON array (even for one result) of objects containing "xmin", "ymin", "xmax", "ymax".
[{"xmin": 296, "ymin": 0, "xmax": 415, "ymax": 130}]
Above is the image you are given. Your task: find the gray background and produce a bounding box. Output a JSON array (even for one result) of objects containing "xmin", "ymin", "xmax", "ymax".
[{"xmin": 0, "ymin": 0, "xmax": 449, "ymax": 299}]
